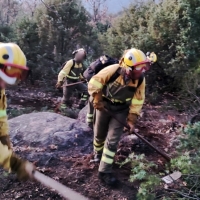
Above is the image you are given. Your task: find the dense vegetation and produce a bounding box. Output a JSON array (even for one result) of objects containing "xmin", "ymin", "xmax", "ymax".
[
  {"xmin": 2, "ymin": 0, "xmax": 200, "ymax": 98},
  {"xmin": 1, "ymin": 0, "xmax": 200, "ymax": 107}
]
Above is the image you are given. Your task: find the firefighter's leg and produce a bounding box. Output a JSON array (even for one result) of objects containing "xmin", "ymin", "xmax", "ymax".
[
  {"xmin": 92, "ymin": 109, "xmax": 110, "ymax": 162},
  {"xmin": 99, "ymin": 109, "xmax": 128, "ymax": 173},
  {"xmin": 77, "ymin": 83, "xmax": 89, "ymax": 109},
  {"xmin": 62, "ymin": 80, "xmax": 74, "ymax": 107},
  {"xmin": 86, "ymin": 96, "xmax": 94, "ymax": 128}
]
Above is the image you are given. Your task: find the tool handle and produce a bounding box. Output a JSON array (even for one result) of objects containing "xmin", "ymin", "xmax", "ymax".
[
  {"xmin": 33, "ymin": 171, "xmax": 88, "ymax": 200},
  {"xmin": 62, "ymin": 81, "xmax": 85, "ymax": 87},
  {"xmin": 104, "ymin": 108, "xmax": 171, "ymax": 162}
]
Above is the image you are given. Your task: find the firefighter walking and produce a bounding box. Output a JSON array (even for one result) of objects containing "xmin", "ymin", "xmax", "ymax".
[
  {"xmin": 56, "ymin": 48, "xmax": 88, "ymax": 109},
  {"xmin": 88, "ymin": 48, "xmax": 157, "ymax": 186}
]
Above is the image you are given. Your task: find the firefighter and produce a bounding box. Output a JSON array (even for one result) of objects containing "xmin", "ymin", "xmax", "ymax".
[
  {"xmin": 56, "ymin": 48, "xmax": 88, "ymax": 109},
  {"xmin": 88, "ymin": 48, "xmax": 157, "ymax": 186},
  {"xmin": 0, "ymin": 42, "xmax": 35, "ymax": 180},
  {"xmin": 84, "ymin": 55, "xmax": 119, "ymax": 129}
]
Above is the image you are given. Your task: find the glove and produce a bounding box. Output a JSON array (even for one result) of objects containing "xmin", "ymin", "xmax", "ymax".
[
  {"xmin": 55, "ymin": 81, "xmax": 63, "ymax": 89},
  {"xmin": 80, "ymin": 76, "xmax": 86, "ymax": 82},
  {"xmin": 0, "ymin": 135, "xmax": 11, "ymax": 149},
  {"xmin": 127, "ymin": 113, "xmax": 138, "ymax": 133},
  {"xmin": 93, "ymin": 92, "xmax": 105, "ymax": 111},
  {"xmin": 10, "ymin": 154, "xmax": 35, "ymax": 181}
]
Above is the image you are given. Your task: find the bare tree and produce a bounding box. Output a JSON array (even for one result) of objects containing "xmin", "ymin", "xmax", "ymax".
[
  {"xmin": 18, "ymin": 0, "xmax": 40, "ymax": 19},
  {"xmin": 0, "ymin": 0, "xmax": 20, "ymax": 25},
  {"xmin": 85, "ymin": 0, "xmax": 108, "ymax": 23}
]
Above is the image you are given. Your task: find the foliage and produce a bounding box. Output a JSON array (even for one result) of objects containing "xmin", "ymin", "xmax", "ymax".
[
  {"xmin": 99, "ymin": 0, "xmax": 200, "ymax": 94},
  {"xmin": 15, "ymin": 19, "xmax": 41, "ymax": 77},
  {"xmin": 0, "ymin": 25, "xmax": 14, "ymax": 42},
  {"xmin": 35, "ymin": 0, "xmax": 101, "ymax": 78},
  {"xmin": 1, "ymin": 0, "xmax": 102, "ymax": 82},
  {"xmin": 120, "ymin": 122, "xmax": 200, "ymax": 199},
  {"xmin": 119, "ymin": 153, "xmax": 161, "ymax": 200}
]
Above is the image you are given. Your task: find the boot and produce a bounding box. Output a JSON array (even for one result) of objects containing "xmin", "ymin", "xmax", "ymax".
[
  {"xmin": 98, "ymin": 172, "xmax": 118, "ymax": 186},
  {"xmin": 90, "ymin": 152, "xmax": 102, "ymax": 163},
  {"xmin": 65, "ymin": 100, "xmax": 73, "ymax": 107},
  {"xmin": 78, "ymin": 103, "xmax": 85, "ymax": 109}
]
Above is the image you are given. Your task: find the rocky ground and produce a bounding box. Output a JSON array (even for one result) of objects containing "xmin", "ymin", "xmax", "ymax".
[{"xmin": 0, "ymin": 83, "xmax": 194, "ymax": 200}]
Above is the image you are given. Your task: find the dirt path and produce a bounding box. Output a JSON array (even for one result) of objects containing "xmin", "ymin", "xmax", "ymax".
[{"xmin": 0, "ymin": 84, "xmax": 193, "ymax": 200}]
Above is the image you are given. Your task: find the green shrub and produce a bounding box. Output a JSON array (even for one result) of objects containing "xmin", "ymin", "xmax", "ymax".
[{"xmin": 119, "ymin": 122, "xmax": 200, "ymax": 199}]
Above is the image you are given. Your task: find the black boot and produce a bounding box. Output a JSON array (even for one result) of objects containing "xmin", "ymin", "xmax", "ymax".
[
  {"xmin": 78, "ymin": 104, "xmax": 85, "ymax": 109},
  {"xmin": 98, "ymin": 172, "xmax": 118, "ymax": 186},
  {"xmin": 90, "ymin": 152, "xmax": 102, "ymax": 163}
]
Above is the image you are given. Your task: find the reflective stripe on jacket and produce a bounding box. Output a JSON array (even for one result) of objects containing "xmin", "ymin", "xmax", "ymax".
[{"xmin": 58, "ymin": 59, "xmax": 83, "ymax": 82}]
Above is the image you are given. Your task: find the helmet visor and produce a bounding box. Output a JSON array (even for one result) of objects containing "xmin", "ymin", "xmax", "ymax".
[{"xmin": 133, "ymin": 61, "xmax": 151, "ymax": 72}]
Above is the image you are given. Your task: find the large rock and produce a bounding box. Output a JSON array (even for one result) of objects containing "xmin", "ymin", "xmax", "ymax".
[
  {"xmin": 8, "ymin": 112, "xmax": 93, "ymax": 164},
  {"xmin": 78, "ymin": 104, "xmax": 88, "ymax": 123}
]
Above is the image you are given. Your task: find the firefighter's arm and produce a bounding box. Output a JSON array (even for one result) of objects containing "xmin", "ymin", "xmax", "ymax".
[
  {"xmin": 0, "ymin": 91, "xmax": 35, "ymax": 180},
  {"xmin": 57, "ymin": 60, "xmax": 74, "ymax": 82},
  {"xmin": 0, "ymin": 92, "xmax": 15, "ymax": 172},
  {"xmin": 79, "ymin": 64, "xmax": 85, "ymax": 81},
  {"xmin": 127, "ymin": 78, "xmax": 146, "ymax": 131},
  {"xmin": 88, "ymin": 64, "xmax": 119, "ymax": 96},
  {"xmin": 88, "ymin": 64, "xmax": 119, "ymax": 110}
]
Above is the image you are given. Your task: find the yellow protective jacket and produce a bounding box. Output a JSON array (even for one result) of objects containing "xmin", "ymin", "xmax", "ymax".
[
  {"xmin": 88, "ymin": 64, "xmax": 145, "ymax": 116},
  {"xmin": 0, "ymin": 89, "xmax": 13, "ymax": 171},
  {"xmin": 58, "ymin": 59, "xmax": 84, "ymax": 82}
]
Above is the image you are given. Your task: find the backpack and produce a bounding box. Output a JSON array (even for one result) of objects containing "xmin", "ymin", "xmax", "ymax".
[
  {"xmin": 83, "ymin": 55, "xmax": 144, "ymax": 88},
  {"xmin": 83, "ymin": 55, "xmax": 119, "ymax": 82}
]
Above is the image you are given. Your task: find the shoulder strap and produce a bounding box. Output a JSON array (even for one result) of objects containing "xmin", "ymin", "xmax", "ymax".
[
  {"xmin": 108, "ymin": 67, "xmax": 121, "ymax": 84},
  {"xmin": 61, "ymin": 59, "xmax": 75, "ymax": 69},
  {"xmin": 71, "ymin": 59, "xmax": 76, "ymax": 69},
  {"xmin": 137, "ymin": 73, "xmax": 144, "ymax": 88}
]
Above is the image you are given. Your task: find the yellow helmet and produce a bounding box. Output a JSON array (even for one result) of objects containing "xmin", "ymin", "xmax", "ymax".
[
  {"xmin": 121, "ymin": 48, "xmax": 157, "ymax": 72},
  {"xmin": 147, "ymin": 52, "xmax": 157, "ymax": 63},
  {"xmin": 123, "ymin": 48, "xmax": 147, "ymax": 67},
  {"xmin": 0, "ymin": 43, "xmax": 29, "ymax": 85}
]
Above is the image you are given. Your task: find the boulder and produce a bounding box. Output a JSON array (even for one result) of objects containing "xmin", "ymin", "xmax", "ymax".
[
  {"xmin": 8, "ymin": 112, "xmax": 93, "ymax": 164},
  {"xmin": 78, "ymin": 104, "xmax": 88, "ymax": 123}
]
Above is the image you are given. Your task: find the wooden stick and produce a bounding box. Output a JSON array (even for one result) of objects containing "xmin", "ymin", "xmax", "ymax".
[
  {"xmin": 33, "ymin": 171, "xmax": 88, "ymax": 200},
  {"xmin": 104, "ymin": 108, "xmax": 171, "ymax": 162},
  {"xmin": 62, "ymin": 81, "xmax": 85, "ymax": 87}
]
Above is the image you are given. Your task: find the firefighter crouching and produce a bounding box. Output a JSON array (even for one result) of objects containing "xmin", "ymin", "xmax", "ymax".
[
  {"xmin": 88, "ymin": 48, "xmax": 157, "ymax": 186},
  {"xmin": 83, "ymin": 55, "xmax": 119, "ymax": 129},
  {"xmin": 0, "ymin": 43, "xmax": 35, "ymax": 180},
  {"xmin": 56, "ymin": 48, "xmax": 88, "ymax": 109}
]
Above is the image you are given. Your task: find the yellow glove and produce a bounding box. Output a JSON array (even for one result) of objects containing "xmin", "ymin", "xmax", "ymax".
[
  {"xmin": 127, "ymin": 113, "xmax": 138, "ymax": 133},
  {"xmin": 80, "ymin": 74, "xmax": 86, "ymax": 82},
  {"xmin": 10, "ymin": 154, "xmax": 35, "ymax": 181},
  {"xmin": 0, "ymin": 135, "xmax": 11, "ymax": 149},
  {"xmin": 93, "ymin": 92, "xmax": 105, "ymax": 111},
  {"xmin": 55, "ymin": 81, "xmax": 63, "ymax": 89}
]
